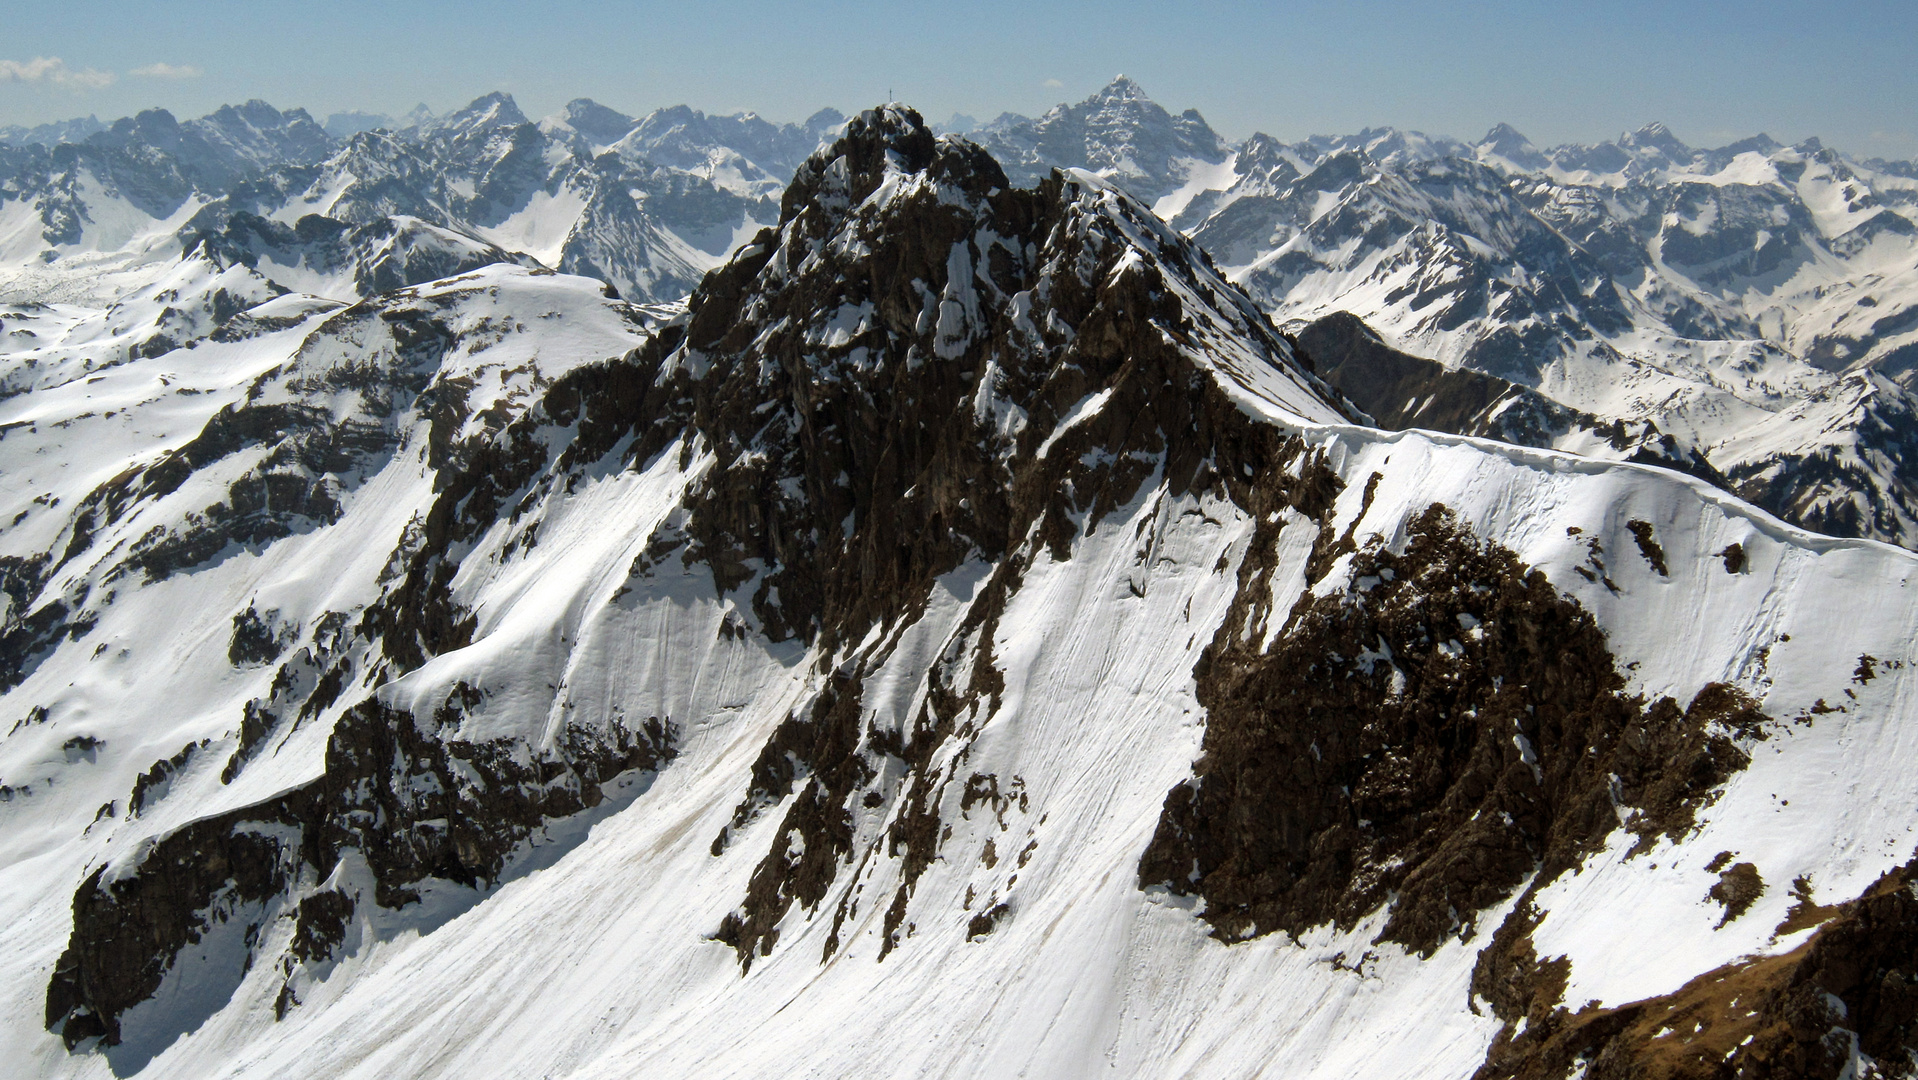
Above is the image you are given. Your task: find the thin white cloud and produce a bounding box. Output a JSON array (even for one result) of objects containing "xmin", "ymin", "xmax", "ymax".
[
  {"xmin": 0, "ymin": 56, "xmax": 115, "ymax": 90},
  {"xmin": 1043, "ymin": 78, "xmax": 1064, "ymax": 89},
  {"xmin": 130, "ymin": 62, "xmax": 203, "ymax": 80}
]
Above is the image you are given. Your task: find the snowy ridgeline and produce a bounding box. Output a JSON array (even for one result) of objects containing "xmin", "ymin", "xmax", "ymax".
[
  {"xmin": 0, "ymin": 93, "xmax": 843, "ymax": 311},
  {"xmin": 2, "ymin": 105, "xmax": 1918, "ymax": 1079},
  {"xmin": 5, "ymin": 79, "xmax": 1918, "ymax": 552}
]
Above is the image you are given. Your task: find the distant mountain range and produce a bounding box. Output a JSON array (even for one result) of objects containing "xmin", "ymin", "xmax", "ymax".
[
  {"xmin": 5, "ymin": 78, "xmax": 1918, "ymax": 548},
  {"xmin": 9, "ymin": 103, "xmax": 1918, "ymax": 1080},
  {"xmin": 0, "ymin": 94, "xmax": 844, "ymax": 307}
]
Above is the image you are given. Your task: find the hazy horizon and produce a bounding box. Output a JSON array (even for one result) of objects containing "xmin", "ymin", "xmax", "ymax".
[{"xmin": 5, "ymin": 0, "xmax": 1916, "ymax": 158}]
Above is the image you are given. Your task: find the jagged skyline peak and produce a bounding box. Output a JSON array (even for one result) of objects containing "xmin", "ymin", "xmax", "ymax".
[{"xmin": 6, "ymin": 80, "xmax": 1906, "ymax": 175}]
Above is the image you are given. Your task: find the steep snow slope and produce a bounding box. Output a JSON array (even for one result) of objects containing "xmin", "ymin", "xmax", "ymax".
[{"xmin": 5, "ymin": 108, "xmax": 1918, "ymax": 1080}]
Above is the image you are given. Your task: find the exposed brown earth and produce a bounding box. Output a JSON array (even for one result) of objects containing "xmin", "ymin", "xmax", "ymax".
[
  {"xmin": 1474, "ymin": 856, "xmax": 1918, "ymax": 1079},
  {"xmin": 1139, "ymin": 503, "xmax": 1769, "ymax": 954}
]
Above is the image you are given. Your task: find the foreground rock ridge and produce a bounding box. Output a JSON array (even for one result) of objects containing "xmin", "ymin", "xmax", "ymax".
[{"xmin": 2, "ymin": 104, "xmax": 1918, "ymax": 1079}]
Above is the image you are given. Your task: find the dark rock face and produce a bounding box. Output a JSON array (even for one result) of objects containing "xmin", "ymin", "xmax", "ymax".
[
  {"xmin": 1293, "ymin": 311, "xmax": 1563, "ymax": 432},
  {"xmin": 1475, "ymin": 857, "xmax": 1918, "ymax": 1080},
  {"xmin": 313, "ymin": 694, "xmax": 676, "ymax": 908},
  {"xmin": 45, "ymin": 795, "xmax": 312, "ymax": 1049},
  {"xmin": 563, "ymin": 105, "xmax": 1345, "ymax": 968},
  {"xmin": 327, "ymin": 104, "xmax": 1341, "ymax": 975},
  {"xmin": 227, "ymin": 606, "xmax": 295, "ymax": 667},
  {"xmin": 44, "ymin": 681, "xmax": 676, "ymax": 1049},
  {"xmin": 1140, "ymin": 503, "xmax": 1769, "ymax": 953}
]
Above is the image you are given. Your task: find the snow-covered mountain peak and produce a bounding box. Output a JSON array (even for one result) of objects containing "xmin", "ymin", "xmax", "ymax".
[
  {"xmin": 87, "ymin": 107, "xmax": 188, "ymax": 155},
  {"xmin": 1091, "ymin": 73, "xmax": 1150, "ymax": 103},
  {"xmin": 1715, "ymin": 131, "xmax": 1784, "ymax": 160},
  {"xmin": 1475, "ymin": 122, "xmax": 1549, "ymax": 171},
  {"xmin": 801, "ymin": 106, "xmax": 847, "ymax": 134},
  {"xmin": 421, "ymin": 92, "xmax": 530, "ymax": 143},
  {"xmin": 12, "ymin": 89, "xmax": 1918, "ymax": 1080},
  {"xmin": 1620, "ymin": 119, "xmax": 1694, "ymax": 160},
  {"xmin": 185, "ymin": 100, "xmax": 332, "ymax": 173},
  {"xmin": 972, "ymin": 77, "xmax": 1228, "ymax": 203},
  {"xmin": 537, "ymin": 98, "xmax": 639, "ymax": 151},
  {"xmin": 615, "ymin": 103, "xmax": 833, "ymax": 184},
  {"xmin": 1481, "ymin": 121, "xmax": 1530, "ymax": 144}
]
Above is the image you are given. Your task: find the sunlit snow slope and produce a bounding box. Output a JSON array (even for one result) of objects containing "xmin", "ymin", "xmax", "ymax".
[{"xmin": 4, "ymin": 107, "xmax": 1918, "ymax": 1080}]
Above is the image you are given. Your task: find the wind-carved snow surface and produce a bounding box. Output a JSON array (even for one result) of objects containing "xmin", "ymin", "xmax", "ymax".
[{"xmin": 5, "ymin": 105, "xmax": 1918, "ymax": 1080}]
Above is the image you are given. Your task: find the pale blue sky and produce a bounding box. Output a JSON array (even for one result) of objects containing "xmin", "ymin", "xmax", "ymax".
[{"xmin": 6, "ymin": 0, "xmax": 1916, "ymax": 157}]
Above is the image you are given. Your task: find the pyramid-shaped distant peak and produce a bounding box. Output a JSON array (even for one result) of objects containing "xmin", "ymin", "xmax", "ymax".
[
  {"xmin": 1620, "ymin": 121, "xmax": 1692, "ymax": 158},
  {"xmin": 1093, "ymin": 75, "xmax": 1149, "ymax": 102},
  {"xmin": 1475, "ymin": 123, "xmax": 1548, "ymax": 170},
  {"xmin": 447, "ymin": 92, "xmax": 527, "ymax": 128}
]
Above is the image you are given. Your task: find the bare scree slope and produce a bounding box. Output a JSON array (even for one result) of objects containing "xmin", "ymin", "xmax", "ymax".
[{"xmin": 5, "ymin": 107, "xmax": 1918, "ymax": 1079}]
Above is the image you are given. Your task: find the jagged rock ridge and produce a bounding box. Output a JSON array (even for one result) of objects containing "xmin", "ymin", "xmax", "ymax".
[{"xmin": 2, "ymin": 104, "xmax": 1918, "ymax": 1080}]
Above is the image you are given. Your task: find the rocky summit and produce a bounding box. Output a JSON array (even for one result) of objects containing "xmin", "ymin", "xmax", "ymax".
[{"xmin": 4, "ymin": 91, "xmax": 1918, "ymax": 1080}]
